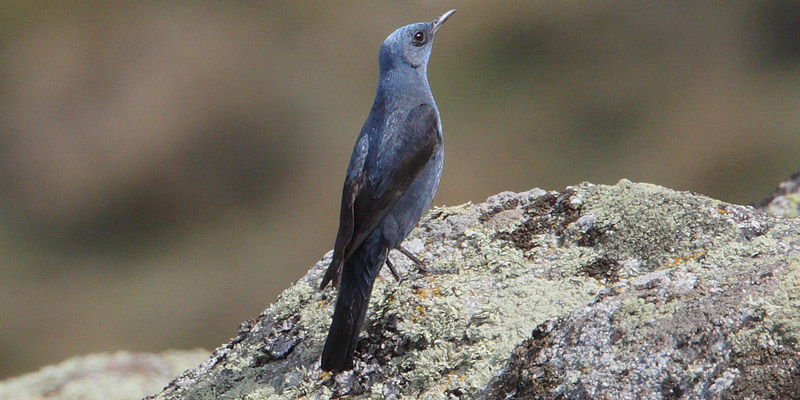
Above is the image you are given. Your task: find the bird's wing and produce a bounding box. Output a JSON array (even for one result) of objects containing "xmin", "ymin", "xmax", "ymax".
[
  {"xmin": 320, "ymin": 103, "xmax": 440, "ymax": 289},
  {"xmin": 320, "ymin": 134, "xmax": 368, "ymax": 290}
]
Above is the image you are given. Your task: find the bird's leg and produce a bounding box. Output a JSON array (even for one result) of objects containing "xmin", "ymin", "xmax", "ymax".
[
  {"xmin": 395, "ymin": 245, "xmax": 457, "ymax": 275},
  {"xmin": 396, "ymin": 246, "xmax": 424, "ymax": 266},
  {"xmin": 385, "ymin": 259, "xmax": 401, "ymax": 281},
  {"xmin": 382, "ymin": 247, "xmax": 422, "ymax": 280},
  {"xmin": 383, "ymin": 246, "xmax": 458, "ymax": 281}
]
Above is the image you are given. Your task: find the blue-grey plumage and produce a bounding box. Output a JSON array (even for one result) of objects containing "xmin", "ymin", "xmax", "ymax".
[{"xmin": 319, "ymin": 9, "xmax": 455, "ymax": 372}]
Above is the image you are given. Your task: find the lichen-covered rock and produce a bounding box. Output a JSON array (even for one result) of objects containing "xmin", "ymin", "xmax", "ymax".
[
  {"xmin": 757, "ymin": 171, "xmax": 800, "ymax": 218},
  {"xmin": 143, "ymin": 180, "xmax": 800, "ymax": 399},
  {"xmin": 0, "ymin": 350, "xmax": 208, "ymax": 400}
]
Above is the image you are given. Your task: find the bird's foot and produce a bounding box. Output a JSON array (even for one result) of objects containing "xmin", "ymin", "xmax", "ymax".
[{"xmin": 395, "ymin": 245, "xmax": 458, "ymax": 276}]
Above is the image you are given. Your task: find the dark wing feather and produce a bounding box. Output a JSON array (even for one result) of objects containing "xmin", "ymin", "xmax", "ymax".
[
  {"xmin": 320, "ymin": 103, "xmax": 440, "ymax": 289},
  {"xmin": 320, "ymin": 133, "xmax": 367, "ymax": 290}
]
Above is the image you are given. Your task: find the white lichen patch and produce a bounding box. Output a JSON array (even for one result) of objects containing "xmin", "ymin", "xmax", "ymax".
[{"xmin": 729, "ymin": 258, "xmax": 800, "ymax": 352}]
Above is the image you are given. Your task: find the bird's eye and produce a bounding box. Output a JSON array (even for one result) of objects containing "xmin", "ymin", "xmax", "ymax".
[{"xmin": 412, "ymin": 31, "xmax": 425, "ymax": 45}]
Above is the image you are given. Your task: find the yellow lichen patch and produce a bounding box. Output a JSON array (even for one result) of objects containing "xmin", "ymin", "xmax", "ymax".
[
  {"xmin": 413, "ymin": 285, "xmax": 442, "ymax": 299},
  {"xmin": 665, "ymin": 249, "xmax": 707, "ymax": 268},
  {"xmin": 411, "ymin": 304, "xmax": 427, "ymax": 323}
]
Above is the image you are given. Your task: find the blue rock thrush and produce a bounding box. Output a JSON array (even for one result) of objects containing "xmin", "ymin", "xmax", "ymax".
[{"xmin": 319, "ymin": 9, "xmax": 456, "ymax": 372}]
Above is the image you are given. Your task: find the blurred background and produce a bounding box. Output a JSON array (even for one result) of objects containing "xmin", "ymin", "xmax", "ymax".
[{"xmin": 1, "ymin": 1, "xmax": 799, "ymax": 379}]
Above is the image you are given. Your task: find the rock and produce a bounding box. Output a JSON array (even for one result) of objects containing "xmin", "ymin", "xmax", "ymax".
[
  {"xmin": 0, "ymin": 350, "xmax": 208, "ymax": 400},
  {"xmin": 756, "ymin": 171, "xmax": 800, "ymax": 218},
  {"xmin": 146, "ymin": 180, "xmax": 800, "ymax": 399},
  {"xmin": 4, "ymin": 180, "xmax": 799, "ymax": 399}
]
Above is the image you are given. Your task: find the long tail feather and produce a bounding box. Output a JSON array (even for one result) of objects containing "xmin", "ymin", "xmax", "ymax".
[
  {"xmin": 321, "ymin": 242, "xmax": 384, "ymax": 372},
  {"xmin": 320, "ymin": 280, "xmax": 369, "ymax": 372}
]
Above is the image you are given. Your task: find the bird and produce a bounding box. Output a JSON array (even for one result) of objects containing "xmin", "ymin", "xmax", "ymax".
[{"xmin": 319, "ymin": 9, "xmax": 456, "ymax": 372}]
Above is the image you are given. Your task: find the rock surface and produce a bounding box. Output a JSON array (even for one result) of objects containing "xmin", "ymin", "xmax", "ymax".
[
  {"xmin": 757, "ymin": 171, "xmax": 800, "ymax": 218},
  {"xmin": 0, "ymin": 350, "xmax": 208, "ymax": 400},
  {"xmin": 149, "ymin": 180, "xmax": 800, "ymax": 399},
  {"xmin": 3, "ymin": 180, "xmax": 800, "ymax": 399}
]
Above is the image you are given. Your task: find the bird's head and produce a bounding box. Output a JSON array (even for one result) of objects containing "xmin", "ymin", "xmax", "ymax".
[{"xmin": 379, "ymin": 9, "xmax": 456, "ymax": 73}]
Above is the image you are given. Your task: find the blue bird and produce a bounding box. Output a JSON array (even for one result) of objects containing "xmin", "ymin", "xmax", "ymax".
[{"xmin": 319, "ymin": 10, "xmax": 456, "ymax": 372}]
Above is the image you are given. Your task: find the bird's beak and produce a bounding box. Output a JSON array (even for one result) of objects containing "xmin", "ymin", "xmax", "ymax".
[{"xmin": 431, "ymin": 9, "xmax": 456, "ymax": 36}]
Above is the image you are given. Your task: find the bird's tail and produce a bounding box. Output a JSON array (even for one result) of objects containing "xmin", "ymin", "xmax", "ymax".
[
  {"xmin": 321, "ymin": 246, "xmax": 383, "ymax": 372},
  {"xmin": 320, "ymin": 286, "xmax": 368, "ymax": 371}
]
